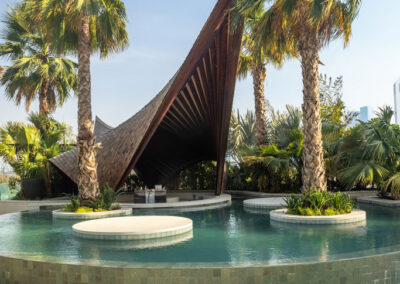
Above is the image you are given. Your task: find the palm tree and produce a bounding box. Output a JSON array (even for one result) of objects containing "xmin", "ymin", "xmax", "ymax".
[
  {"xmin": 235, "ymin": 0, "xmax": 361, "ymax": 191},
  {"xmin": 237, "ymin": 7, "xmax": 294, "ymax": 146},
  {"xmin": 27, "ymin": 0, "xmax": 129, "ymax": 201},
  {"xmin": 0, "ymin": 6, "xmax": 77, "ymax": 115}
]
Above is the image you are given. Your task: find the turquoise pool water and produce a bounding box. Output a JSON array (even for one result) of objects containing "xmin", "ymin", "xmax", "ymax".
[{"xmin": 0, "ymin": 201, "xmax": 399, "ymax": 266}]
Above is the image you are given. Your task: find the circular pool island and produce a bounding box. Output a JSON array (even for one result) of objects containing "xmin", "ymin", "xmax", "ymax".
[{"xmin": 72, "ymin": 216, "xmax": 193, "ymax": 240}]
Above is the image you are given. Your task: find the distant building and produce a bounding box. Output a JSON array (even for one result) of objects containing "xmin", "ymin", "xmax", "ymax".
[
  {"xmin": 348, "ymin": 106, "xmax": 374, "ymax": 127},
  {"xmin": 394, "ymin": 78, "xmax": 400, "ymax": 125},
  {"xmin": 359, "ymin": 106, "xmax": 374, "ymax": 123}
]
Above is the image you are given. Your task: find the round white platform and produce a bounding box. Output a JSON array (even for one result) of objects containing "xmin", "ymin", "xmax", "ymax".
[
  {"xmin": 72, "ymin": 216, "xmax": 193, "ymax": 240},
  {"xmin": 270, "ymin": 209, "xmax": 366, "ymax": 225},
  {"xmin": 243, "ymin": 197, "xmax": 285, "ymax": 210},
  {"xmin": 53, "ymin": 208, "xmax": 132, "ymax": 220}
]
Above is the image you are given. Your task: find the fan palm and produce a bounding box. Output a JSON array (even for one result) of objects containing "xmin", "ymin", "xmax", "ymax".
[
  {"xmin": 0, "ymin": 6, "xmax": 77, "ymax": 115},
  {"xmin": 237, "ymin": 7, "xmax": 295, "ymax": 146},
  {"xmin": 228, "ymin": 110, "xmax": 257, "ymax": 163},
  {"xmin": 25, "ymin": 0, "xmax": 129, "ymax": 201},
  {"xmin": 235, "ymin": 0, "xmax": 362, "ymax": 191},
  {"xmin": 334, "ymin": 106, "xmax": 400, "ymax": 190}
]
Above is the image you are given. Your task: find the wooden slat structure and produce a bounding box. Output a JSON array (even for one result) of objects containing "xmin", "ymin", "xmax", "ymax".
[{"xmin": 50, "ymin": 0, "xmax": 243, "ymax": 195}]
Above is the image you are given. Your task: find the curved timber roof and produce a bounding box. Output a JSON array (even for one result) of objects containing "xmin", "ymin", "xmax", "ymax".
[{"xmin": 50, "ymin": 0, "xmax": 243, "ymax": 194}]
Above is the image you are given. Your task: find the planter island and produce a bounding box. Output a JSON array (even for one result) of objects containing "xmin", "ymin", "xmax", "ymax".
[
  {"xmin": 52, "ymin": 208, "xmax": 132, "ymax": 220},
  {"xmin": 270, "ymin": 209, "xmax": 366, "ymax": 225}
]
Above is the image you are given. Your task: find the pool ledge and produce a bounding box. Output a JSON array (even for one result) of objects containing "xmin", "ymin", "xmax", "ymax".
[
  {"xmin": 357, "ymin": 196, "xmax": 400, "ymax": 207},
  {"xmin": 270, "ymin": 209, "xmax": 366, "ymax": 224},
  {"xmin": 243, "ymin": 197, "xmax": 285, "ymax": 210},
  {"xmin": 1, "ymin": 250, "xmax": 400, "ymax": 283},
  {"xmin": 125, "ymin": 194, "xmax": 231, "ymax": 209}
]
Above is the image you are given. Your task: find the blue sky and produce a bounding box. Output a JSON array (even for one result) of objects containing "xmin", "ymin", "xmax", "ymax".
[{"xmin": 0, "ymin": 0, "xmax": 399, "ymax": 132}]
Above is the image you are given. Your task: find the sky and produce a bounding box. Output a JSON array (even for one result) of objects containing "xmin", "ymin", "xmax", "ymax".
[{"xmin": 0, "ymin": 0, "xmax": 399, "ymax": 133}]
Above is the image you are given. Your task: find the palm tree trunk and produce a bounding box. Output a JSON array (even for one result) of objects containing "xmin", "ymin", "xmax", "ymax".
[
  {"xmin": 77, "ymin": 16, "xmax": 100, "ymax": 202},
  {"xmin": 299, "ymin": 44, "xmax": 327, "ymax": 192},
  {"xmin": 0, "ymin": 66, "xmax": 4, "ymax": 78},
  {"xmin": 251, "ymin": 63, "xmax": 267, "ymax": 146},
  {"xmin": 39, "ymin": 78, "xmax": 50, "ymax": 115}
]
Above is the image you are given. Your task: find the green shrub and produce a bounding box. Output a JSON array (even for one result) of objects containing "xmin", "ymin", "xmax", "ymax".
[
  {"xmin": 62, "ymin": 195, "xmax": 80, "ymax": 212},
  {"xmin": 75, "ymin": 207, "xmax": 93, "ymax": 214},
  {"xmin": 284, "ymin": 189, "xmax": 353, "ymax": 216},
  {"xmin": 284, "ymin": 194, "xmax": 302, "ymax": 215},
  {"xmin": 62, "ymin": 184, "xmax": 123, "ymax": 213},
  {"xmin": 324, "ymin": 207, "xmax": 338, "ymax": 216},
  {"xmin": 111, "ymin": 204, "xmax": 121, "ymax": 210}
]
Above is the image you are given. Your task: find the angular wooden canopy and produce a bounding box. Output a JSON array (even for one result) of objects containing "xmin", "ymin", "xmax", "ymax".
[{"xmin": 50, "ymin": 0, "xmax": 243, "ymax": 195}]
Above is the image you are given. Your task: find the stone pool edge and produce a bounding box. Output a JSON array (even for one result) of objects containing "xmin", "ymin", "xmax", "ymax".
[{"xmin": 1, "ymin": 249, "xmax": 400, "ymax": 283}]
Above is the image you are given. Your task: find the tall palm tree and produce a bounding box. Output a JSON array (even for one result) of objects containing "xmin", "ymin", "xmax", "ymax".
[
  {"xmin": 237, "ymin": 8, "xmax": 294, "ymax": 146},
  {"xmin": 0, "ymin": 6, "xmax": 77, "ymax": 115},
  {"xmin": 235, "ymin": 0, "xmax": 361, "ymax": 191},
  {"xmin": 27, "ymin": 0, "xmax": 129, "ymax": 201}
]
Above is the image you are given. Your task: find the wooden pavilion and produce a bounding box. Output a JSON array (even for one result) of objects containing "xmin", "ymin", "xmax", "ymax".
[{"xmin": 50, "ymin": 0, "xmax": 243, "ymax": 195}]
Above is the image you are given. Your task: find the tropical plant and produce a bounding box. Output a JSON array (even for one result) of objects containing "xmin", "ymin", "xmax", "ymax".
[
  {"xmin": 62, "ymin": 184, "xmax": 122, "ymax": 212},
  {"xmin": 25, "ymin": 0, "xmax": 129, "ymax": 201},
  {"xmin": 167, "ymin": 161, "xmax": 217, "ymax": 191},
  {"xmin": 237, "ymin": 7, "xmax": 294, "ymax": 145},
  {"xmin": 331, "ymin": 107, "xmax": 400, "ymax": 194},
  {"xmin": 228, "ymin": 110, "xmax": 257, "ymax": 163},
  {"xmin": 0, "ymin": 113, "xmax": 73, "ymax": 197},
  {"xmin": 266, "ymin": 104, "xmax": 302, "ymax": 148},
  {"xmin": 235, "ymin": 0, "xmax": 362, "ymax": 192},
  {"xmin": 243, "ymin": 134, "xmax": 303, "ymax": 192},
  {"xmin": 284, "ymin": 190, "xmax": 353, "ymax": 216},
  {"xmin": 0, "ymin": 5, "xmax": 77, "ymax": 115}
]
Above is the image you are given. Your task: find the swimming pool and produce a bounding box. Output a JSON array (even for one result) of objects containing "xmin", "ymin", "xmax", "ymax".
[{"xmin": 0, "ymin": 201, "xmax": 399, "ymax": 266}]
